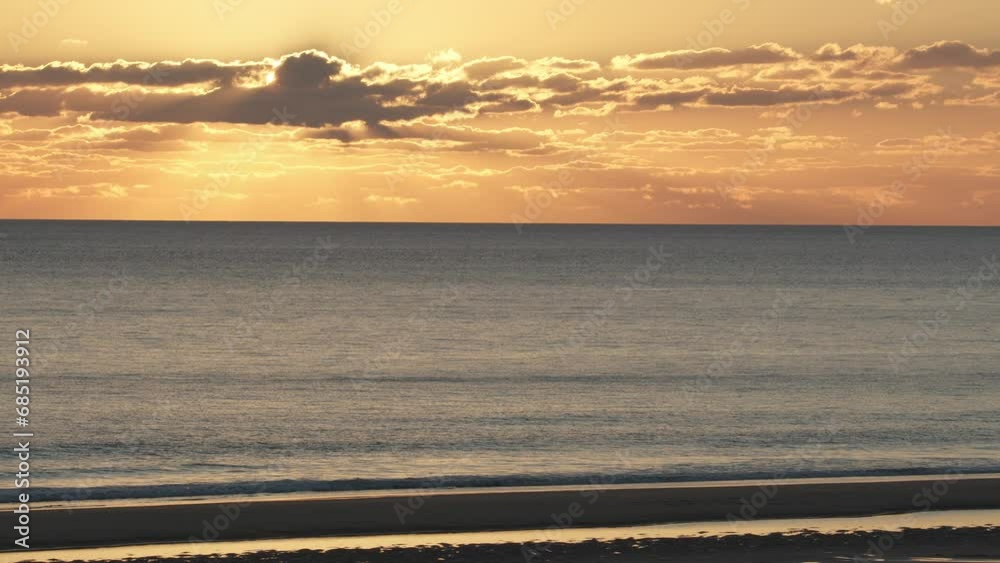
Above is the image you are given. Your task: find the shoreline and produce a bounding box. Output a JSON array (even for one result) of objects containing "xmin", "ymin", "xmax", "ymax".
[
  {"xmin": 15, "ymin": 471, "xmax": 1000, "ymax": 511},
  {"xmin": 3, "ymin": 473, "xmax": 999, "ymax": 550},
  {"xmin": 7, "ymin": 509, "xmax": 999, "ymax": 560}
]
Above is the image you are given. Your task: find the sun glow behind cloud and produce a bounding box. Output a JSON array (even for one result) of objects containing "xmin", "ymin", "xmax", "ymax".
[{"xmin": 0, "ymin": 0, "xmax": 998, "ymax": 224}]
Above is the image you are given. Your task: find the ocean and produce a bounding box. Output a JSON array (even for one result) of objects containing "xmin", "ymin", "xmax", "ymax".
[{"xmin": 1, "ymin": 221, "xmax": 998, "ymax": 503}]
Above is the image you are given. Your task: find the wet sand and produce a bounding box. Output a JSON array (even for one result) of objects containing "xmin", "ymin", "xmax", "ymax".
[
  {"xmin": 6, "ymin": 526, "xmax": 1000, "ymax": 563},
  {"xmin": 2, "ymin": 474, "xmax": 998, "ymax": 550}
]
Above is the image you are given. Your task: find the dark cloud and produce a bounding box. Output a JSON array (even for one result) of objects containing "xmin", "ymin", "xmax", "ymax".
[
  {"xmin": 303, "ymin": 127, "xmax": 356, "ymax": 142},
  {"xmin": 0, "ymin": 42, "xmax": 995, "ymax": 129},
  {"xmin": 474, "ymin": 72, "xmax": 582, "ymax": 95},
  {"xmin": 91, "ymin": 82, "xmax": 461, "ymax": 127},
  {"xmin": 896, "ymin": 41, "xmax": 1000, "ymax": 69},
  {"xmin": 828, "ymin": 68, "xmax": 911, "ymax": 80},
  {"xmin": 0, "ymin": 79, "xmax": 468, "ymax": 127},
  {"xmin": 479, "ymin": 74, "xmax": 542, "ymax": 91},
  {"xmin": 541, "ymin": 73, "xmax": 584, "ymax": 92},
  {"xmin": 302, "ymin": 122, "xmax": 548, "ymax": 152},
  {"xmin": 812, "ymin": 44, "xmax": 859, "ymax": 62},
  {"xmin": 417, "ymin": 81, "xmax": 481, "ymax": 111},
  {"xmin": 540, "ymin": 58, "xmax": 600, "ymax": 72},
  {"xmin": 757, "ymin": 67, "xmax": 820, "ymax": 80},
  {"xmin": 866, "ymin": 82, "xmax": 915, "ymax": 97},
  {"xmin": 0, "ymin": 59, "xmax": 264, "ymax": 88},
  {"xmin": 462, "ymin": 57, "xmax": 526, "ymax": 80},
  {"xmin": 543, "ymin": 80, "xmax": 629, "ymax": 107},
  {"xmin": 617, "ymin": 44, "xmax": 799, "ymax": 70},
  {"xmin": 478, "ymin": 98, "xmax": 536, "ymax": 114},
  {"xmin": 704, "ymin": 86, "xmax": 854, "ymax": 106},
  {"xmin": 0, "ymin": 87, "xmax": 177, "ymax": 116},
  {"xmin": 809, "ymin": 43, "xmax": 882, "ymax": 62},
  {"xmin": 631, "ymin": 90, "xmax": 707, "ymax": 110},
  {"xmin": 0, "ymin": 51, "xmax": 481, "ymax": 127},
  {"xmin": 274, "ymin": 50, "xmax": 342, "ymax": 88}
]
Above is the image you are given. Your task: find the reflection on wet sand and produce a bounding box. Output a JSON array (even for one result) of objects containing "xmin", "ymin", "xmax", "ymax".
[{"xmin": 8, "ymin": 509, "xmax": 999, "ymax": 563}]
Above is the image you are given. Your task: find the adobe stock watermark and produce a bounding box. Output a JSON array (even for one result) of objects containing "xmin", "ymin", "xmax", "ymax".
[
  {"xmin": 852, "ymin": 470, "xmax": 963, "ymax": 562},
  {"xmin": 556, "ymin": 245, "xmax": 672, "ymax": 362},
  {"xmin": 213, "ymin": 0, "xmax": 247, "ymax": 21},
  {"xmin": 725, "ymin": 476, "xmax": 781, "ymax": 524},
  {"xmin": 184, "ymin": 466, "xmax": 283, "ymax": 544},
  {"xmin": 714, "ymin": 138, "xmax": 778, "ymax": 202},
  {"xmin": 349, "ymin": 283, "xmax": 463, "ymax": 394},
  {"xmin": 384, "ymin": 94, "xmax": 478, "ymax": 191},
  {"xmin": 110, "ymin": 66, "xmax": 171, "ymax": 121},
  {"xmin": 7, "ymin": 0, "xmax": 73, "ymax": 54},
  {"xmin": 844, "ymin": 128, "xmax": 957, "ymax": 245},
  {"xmin": 877, "ymin": 0, "xmax": 931, "ymax": 40},
  {"xmin": 338, "ymin": 0, "xmax": 404, "ymax": 60},
  {"xmin": 511, "ymin": 113, "xmax": 623, "ymax": 232},
  {"xmin": 725, "ymin": 425, "xmax": 881, "ymax": 525},
  {"xmin": 716, "ymin": 89, "xmax": 834, "ymax": 203},
  {"xmin": 510, "ymin": 185, "xmax": 560, "ymax": 234},
  {"xmin": 676, "ymin": 0, "xmax": 752, "ymax": 67},
  {"xmin": 392, "ymin": 470, "xmax": 471, "ymax": 524},
  {"xmin": 221, "ymin": 235, "xmax": 339, "ymax": 350},
  {"xmin": 680, "ymin": 288, "xmax": 797, "ymax": 405},
  {"xmin": 521, "ymin": 451, "xmax": 638, "ymax": 563},
  {"xmin": 31, "ymin": 269, "xmax": 131, "ymax": 373},
  {"xmin": 887, "ymin": 255, "xmax": 999, "ymax": 374},
  {"xmin": 546, "ymin": 0, "xmax": 587, "ymax": 30},
  {"xmin": 181, "ymin": 106, "xmax": 296, "ymax": 221}
]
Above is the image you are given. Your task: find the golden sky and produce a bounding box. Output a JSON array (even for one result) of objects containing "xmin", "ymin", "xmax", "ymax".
[{"xmin": 1, "ymin": 0, "xmax": 998, "ymax": 224}]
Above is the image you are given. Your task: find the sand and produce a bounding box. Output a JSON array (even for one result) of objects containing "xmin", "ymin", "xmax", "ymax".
[
  {"xmin": 2, "ymin": 474, "xmax": 999, "ymax": 551},
  {"xmin": 4, "ymin": 527, "xmax": 1000, "ymax": 562}
]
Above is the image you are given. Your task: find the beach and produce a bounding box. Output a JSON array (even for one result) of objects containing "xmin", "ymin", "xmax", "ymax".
[
  {"xmin": 4, "ymin": 225, "xmax": 1000, "ymax": 561},
  {"xmin": 3, "ymin": 224, "xmax": 999, "ymax": 560},
  {"xmin": 4, "ymin": 510, "xmax": 999, "ymax": 563},
  {"xmin": 3, "ymin": 475, "xmax": 999, "ymax": 557},
  {"xmin": 4, "ymin": 0, "xmax": 1000, "ymax": 558},
  {"xmin": 12, "ymin": 527, "xmax": 998, "ymax": 563}
]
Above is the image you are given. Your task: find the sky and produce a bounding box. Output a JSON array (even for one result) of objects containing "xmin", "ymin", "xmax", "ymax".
[{"xmin": 1, "ymin": 0, "xmax": 998, "ymax": 224}]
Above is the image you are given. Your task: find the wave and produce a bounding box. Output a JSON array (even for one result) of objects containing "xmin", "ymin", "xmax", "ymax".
[{"xmin": 10, "ymin": 466, "xmax": 1000, "ymax": 503}]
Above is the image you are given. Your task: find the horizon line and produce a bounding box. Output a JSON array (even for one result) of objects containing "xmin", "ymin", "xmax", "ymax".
[{"xmin": 1, "ymin": 218, "xmax": 999, "ymax": 228}]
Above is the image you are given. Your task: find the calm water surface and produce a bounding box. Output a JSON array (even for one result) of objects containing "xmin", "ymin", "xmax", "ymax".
[{"xmin": 1, "ymin": 221, "xmax": 998, "ymax": 501}]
